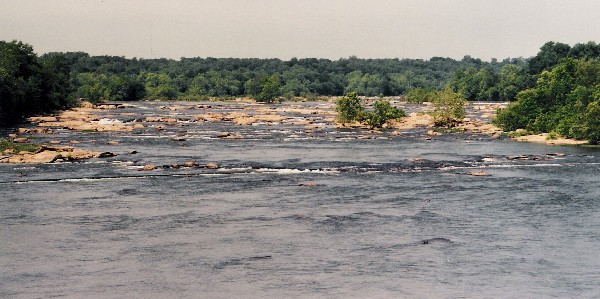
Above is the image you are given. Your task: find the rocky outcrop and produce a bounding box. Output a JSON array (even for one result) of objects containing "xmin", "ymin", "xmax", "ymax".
[
  {"xmin": 512, "ymin": 133, "xmax": 588, "ymax": 145},
  {"xmin": 29, "ymin": 108, "xmax": 143, "ymax": 133},
  {"xmin": 0, "ymin": 145, "xmax": 103, "ymax": 164},
  {"xmin": 144, "ymin": 116, "xmax": 178, "ymax": 123},
  {"xmin": 388, "ymin": 112, "xmax": 433, "ymax": 130}
]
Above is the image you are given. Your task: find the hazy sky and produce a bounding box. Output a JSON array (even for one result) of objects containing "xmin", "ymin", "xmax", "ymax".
[{"xmin": 1, "ymin": 0, "xmax": 599, "ymax": 60}]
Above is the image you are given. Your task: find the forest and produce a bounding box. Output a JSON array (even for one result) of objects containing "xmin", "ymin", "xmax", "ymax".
[{"xmin": 1, "ymin": 40, "xmax": 600, "ymax": 141}]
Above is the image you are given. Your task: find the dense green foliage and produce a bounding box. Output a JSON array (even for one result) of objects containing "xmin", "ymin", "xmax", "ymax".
[
  {"xmin": 448, "ymin": 41, "xmax": 600, "ymax": 101},
  {"xmin": 0, "ymin": 41, "xmax": 74, "ymax": 125},
  {"xmin": 361, "ymin": 100, "xmax": 407, "ymax": 128},
  {"xmin": 29, "ymin": 51, "xmax": 525, "ymax": 103},
  {"xmin": 405, "ymin": 87, "xmax": 436, "ymax": 103},
  {"xmin": 2, "ymin": 39, "xmax": 600, "ymax": 142},
  {"xmin": 335, "ymin": 92, "xmax": 406, "ymax": 128},
  {"xmin": 335, "ymin": 92, "xmax": 364, "ymax": 124},
  {"xmin": 494, "ymin": 58, "xmax": 600, "ymax": 143},
  {"xmin": 430, "ymin": 88, "xmax": 467, "ymax": 127}
]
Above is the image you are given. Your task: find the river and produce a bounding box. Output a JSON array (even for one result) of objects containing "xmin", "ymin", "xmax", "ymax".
[{"xmin": 1, "ymin": 101, "xmax": 599, "ymax": 298}]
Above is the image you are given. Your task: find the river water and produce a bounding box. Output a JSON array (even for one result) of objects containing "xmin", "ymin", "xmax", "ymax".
[{"xmin": 1, "ymin": 102, "xmax": 600, "ymax": 298}]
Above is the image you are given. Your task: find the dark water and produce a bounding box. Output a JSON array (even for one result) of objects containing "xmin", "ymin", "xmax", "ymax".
[{"xmin": 1, "ymin": 102, "xmax": 600, "ymax": 298}]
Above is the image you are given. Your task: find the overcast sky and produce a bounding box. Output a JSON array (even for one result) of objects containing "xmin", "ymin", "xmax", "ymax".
[{"xmin": 1, "ymin": 0, "xmax": 599, "ymax": 60}]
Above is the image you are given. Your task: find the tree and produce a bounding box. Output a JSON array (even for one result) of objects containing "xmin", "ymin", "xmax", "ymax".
[
  {"xmin": 0, "ymin": 40, "xmax": 72, "ymax": 125},
  {"xmin": 335, "ymin": 92, "xmax": 364, "ymax": 123},
  {"xmin": 431, "ymin": 88, "xmax": 466, "ymax": 127},
  {"xmin": 494, "ymin": 58, "xmax": 600, "ymax": 143},
  {"xmin": 497, "ymin": 64, "xmax": 529, "ymax": 101},
  {"xmin": 361, "ymin": 100, "xmax": 406, "ymax": 128},
  {"xmin": 143, "ymin": 72, "xmax": 177, "ymax": 100},
  {"xmin": 405, "ymin": 87, "xmax": 435, "ymax": 103},
  {"xmin": 528, "ymin": 41, "xmax": 571, "ymax": 74},
  {"xmin": 256, "ymin": 74, "xmax": 282, "ymax": 103}
]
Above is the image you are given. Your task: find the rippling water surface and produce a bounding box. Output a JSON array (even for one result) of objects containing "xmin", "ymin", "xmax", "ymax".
[{"xmin": 1, "ymin": 102, "xmax": 600, "ymax": 298}]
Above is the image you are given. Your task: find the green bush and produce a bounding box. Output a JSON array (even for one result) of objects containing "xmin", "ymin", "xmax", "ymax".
[
  {"xmin": 430, "ymin": 88, "xmax": 466, "ymax": 128},
  {"xmin": 405, "ymin": 87, "xmax": 435, "ymax": 103},
  {"xmin": 335, "ymin": 93, "xmax": 406, "ymax": 128},
  {"xmin": 361, "ymin": 100, "xmax": 406, "ymax": 128},
  {"xmin": 335, "ymin": 92, "xmax": 364, "ymax": 123}
]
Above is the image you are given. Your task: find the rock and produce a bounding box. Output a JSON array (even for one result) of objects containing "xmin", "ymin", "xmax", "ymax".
[
  {"xmin": 171, "ymin": 136, "xmax": 186, "ymax": 141},
  {"xmin": 48, "ymin": 140, "xmax": 61, "ymax": 144},
  {"xmin": 254, "ymin": 114, "xmax": 285, "ymax": 122},
  {"xmin": 79, "ymin": 101, "xmax": 95, "ymax": 108},
  {"xmin": 8, "ymin": 133, "xmax": 17, "ymax": 138},
  {"xmin": 426, "ymin": 130, "xmax": 441, "ymax": 136},
  {"xmin": 96, "ymin": 103, "xmax": 124, "ymax": 109},
  {"xmin": 13, "ymin": 137, "xmax": 29, "ymax": 143},
  {"xmin": 298, "ymin": 182, "xmax": 322, "ymax": 187},
  {"xmin": 29, "ymin": 116, "xmax": 58, "ymax": 122},
  {"xmin": 468, "ymin": 171, "xmax": 490, "ymax": 176},
  {"xmin": 206, "ymin": 162, "xmax": 219, "ymax": 169},
  {"xmin": 145, "ymin": 116, "xmax": 178, "ymax": 123},
  {"xmin": 196, "ymin": 113, "xmax": 224, "ymax": 122},
  {"xmin": 98, "ymin": 152, "xmax": 117, "ymax": 158},
  {"xmin": 129, "ymin": 150, "xmax": 138, "ymax": 154},
  {"xmin": 17, "ymin": 128, "xmax": 30, "ymax": 133},
  {"xmin": 183, "ymin": 161, "xmax": 198, "ymax": 167},
  {"xmin": 107, "ymin": 140, "xmax": 119, "ymax": 145},
  {"xmin": 217, "ymin": 132, "xmax": 231, "ymax": 138},
  {"xmin": 3, "ymin": 149, "xmax": 14, "ymax": 154},
  {"xmin": 142, "ymin": 164, "xmax": 157, "ymax": 171},
  {"xmin": 232, "ymin": 117, "xmax": 257, "ymax": 126},
  {"xmin": 1, "ymin": 146, "xmax": 99, "ymax": 164}
]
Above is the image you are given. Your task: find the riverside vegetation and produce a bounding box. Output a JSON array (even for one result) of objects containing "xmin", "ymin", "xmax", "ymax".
[{"xmin": 1, "ymin": 40, "xmax": 600, "ymax": 143}]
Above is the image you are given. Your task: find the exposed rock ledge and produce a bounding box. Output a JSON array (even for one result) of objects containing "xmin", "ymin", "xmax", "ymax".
[
  {"xmin": 1, "ymin": 145, "xmax": 103, "ymax": 164},
  {"xmin": 512, "ymin": 133, "xmax": 588, "ymax": 145}
]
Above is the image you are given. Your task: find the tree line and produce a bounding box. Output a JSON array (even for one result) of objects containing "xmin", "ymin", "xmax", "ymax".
[{"xmin": 2, "ymin": 39, "xmax": 600, "ymax": 141}]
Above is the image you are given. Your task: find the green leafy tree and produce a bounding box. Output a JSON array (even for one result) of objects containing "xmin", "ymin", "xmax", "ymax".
[
  {"xmin": 0, "ymin": 40, "xmax": 72, "ymax": 125},
  {"xmin": 335, "ymin": 92, "xmax": 364, "ymax": 123},
  {"xmin": 361, "ymin": 100, "xmax": 406, "ymax": 128},
  {"xmin": 431, "ymin": 88, "xmax": 466, "ymax": 127},
  {"xmin": 143, "ymin": 72, "xmax": 177, "ymax": 100},
  {"xmin": 256, "ymin": 74, "xmax": 282, "ymax": 103},
  {"xmin": 405, "ymin": 87, "xmax": 435, "ymax": 103},
  {"xmin": 528, "ymin": 41, "xmax": 571, "ymax": 74},
  {"xmin": 494, "ymin": 58, "xmax": 600, "ymax": 143}
]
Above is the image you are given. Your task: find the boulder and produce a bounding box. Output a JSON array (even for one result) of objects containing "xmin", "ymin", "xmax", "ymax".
[
  {"xmin": 142, "ymin": 164, "xmax": 157, "ymax": 171},
  {"xmin": 29, "ymin": 116, "xmax": 58, "ymax": 122},
  {"xmin": 183, "ymin": 161, "xmax": 198, "ymax": 167},
  {"xmin": 468, "ymin": 171, "xmax": 490, "ymax": 176},
  {"xmin": 206, "ymin": 162, "xmax": 219, "ymax": 169},
  {"xmin": 145, "ymin": 116, "xmax": 178, "ymax": 123},
  {"xmin": 232, "ymin": 117, "xmax": 256, "ymax": 126},
  {"xmin": 98, "ymin": 152, "xmax": 117, "ymax": 158},
  {"xmin": 13, "ymin": 137, "xmax": 29, "ymax": 143},
  {"xmin": 196, "ymin": 113, "xmax": 224, "ymax": 122}
]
